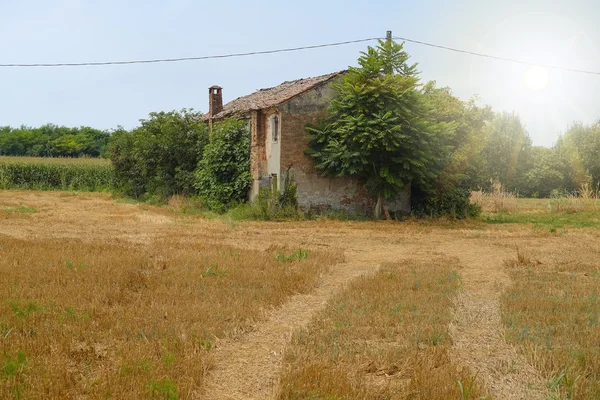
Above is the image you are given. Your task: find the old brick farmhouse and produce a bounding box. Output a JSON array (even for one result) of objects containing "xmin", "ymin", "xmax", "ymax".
[{"xmin": 203, "ymin": 72, "xmax": 410, "ymax": 214}]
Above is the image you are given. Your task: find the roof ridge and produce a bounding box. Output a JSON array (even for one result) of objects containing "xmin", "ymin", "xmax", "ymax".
[{"xmin": 202, "ymin": 70, "xmax": 345, "ymax": 121}]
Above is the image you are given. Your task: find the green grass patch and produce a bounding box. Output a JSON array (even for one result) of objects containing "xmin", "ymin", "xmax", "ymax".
[
  {"xmin": 483, "ymin": 211, "xmax": 600, "ymax": 229},
  {"xmin": 199, "ymin": 264, "xmax": 228, "ymax": 278},
  {"xmin": 1, "ymin": 206, "xmax": 36, "ymax": 213},
  {"xmin": 65, "ymin": 259, "xmax": 88, "ymax": 271},
  {"xmin": 275, "ymin": 249, "xmax": 309, "ymax": 262},
  {"xmin": 8, "ymin": 301, "xmax": 44, "ymax": 318},
  {"xmin": 2, "ymin": 351, "xmax": 27, "ymax": 377},
  {"xmin": 147, "ymin": 378, "xmax": 178, "ymax": 400}
]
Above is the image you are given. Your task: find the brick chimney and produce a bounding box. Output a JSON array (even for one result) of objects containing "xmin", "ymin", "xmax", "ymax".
[{"xmin": 209, "ymin": 85, "xmax": 223, "ymax": 118}]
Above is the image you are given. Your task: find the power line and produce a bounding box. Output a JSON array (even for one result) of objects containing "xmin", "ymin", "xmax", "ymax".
[
  {"xmin": 0, "ymin": 37, "xmax": 381, "ymax": 68},
  {"xmin": 393, "ymin": 36, "xmax": 600, "ymax": 76},
  {"xmin": 1, "ymin": 34, "xmax": 599, "ymax": 76}
]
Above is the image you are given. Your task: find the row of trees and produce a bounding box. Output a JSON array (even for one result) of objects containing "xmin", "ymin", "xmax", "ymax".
[
  {"xmin": 0, "ymin": 125, "xmax": 110, "ymax": 158},
  {"xmin": 469, "ymin": 115, "xmax": 600, "ymax": 198}
]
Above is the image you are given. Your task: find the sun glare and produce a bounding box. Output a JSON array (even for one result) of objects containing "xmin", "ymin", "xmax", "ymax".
[{"xmin": 524, "ymin": 66, "xmax": 549, "ymax": 91}]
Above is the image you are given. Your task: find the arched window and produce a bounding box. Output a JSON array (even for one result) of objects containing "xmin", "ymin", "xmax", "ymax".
[{"xmin": 272, "ymin": 115, "xmax": 279, "ymax": 142}]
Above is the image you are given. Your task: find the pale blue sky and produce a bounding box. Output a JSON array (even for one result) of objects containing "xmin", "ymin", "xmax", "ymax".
[{"xmin": 1, "ymin": 0, "xmax": 599, "ymax": 146}]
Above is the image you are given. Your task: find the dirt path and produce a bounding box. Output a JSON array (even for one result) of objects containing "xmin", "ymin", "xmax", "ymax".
[
  {"xmin": 199, "ymin": 235, "xmax": 550, "ymax": 400},
  {"xmin": 199, "ymin": 250, "xmax": 390, "ymax": 400},
  {"xmin": 442, "ymin": 242, "xmax": 548, "ymax": 400}
]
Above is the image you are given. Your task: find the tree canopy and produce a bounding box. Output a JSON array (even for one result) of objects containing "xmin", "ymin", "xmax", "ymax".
[
  {"xmin": 306, "ymin": 40, "xmax": 452, "ymax": 218},
  {"xmin": 0, "ymin": 125, "xmax": 109, "ymax": 158}
]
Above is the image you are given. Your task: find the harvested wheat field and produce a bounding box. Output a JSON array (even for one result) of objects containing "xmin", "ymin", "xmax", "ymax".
[{"xmin": 1, "ymin": 191, "xmax": 600, "ymax": 399}]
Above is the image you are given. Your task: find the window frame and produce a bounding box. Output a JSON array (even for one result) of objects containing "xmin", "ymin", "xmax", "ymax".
[{"xmin": 272, "ymin": 115, "xmax": 279, "ymax": 143}]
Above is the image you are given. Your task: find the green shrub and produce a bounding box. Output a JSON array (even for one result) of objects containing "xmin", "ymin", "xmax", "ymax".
[
  {"xmin": 108, "ymin": 109, "xmax": 208, "ymax": 200},
  {"xmin": 412, "ymin": 187, "xmax": 480, "ymax": 219},
  {"xmin": 194, "ymin": 119, "xmax": 252, "ymax": 211}
]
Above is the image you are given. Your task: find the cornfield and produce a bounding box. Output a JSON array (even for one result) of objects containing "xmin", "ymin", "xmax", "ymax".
[{"xmin": 0, "ymin": 157, "xmax": 114, "ymax": 192}]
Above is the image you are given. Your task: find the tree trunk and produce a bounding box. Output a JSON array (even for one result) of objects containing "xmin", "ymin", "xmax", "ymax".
[{"xmin": 374, "ymin": 192, "xmax": 383, "ymax": 220}]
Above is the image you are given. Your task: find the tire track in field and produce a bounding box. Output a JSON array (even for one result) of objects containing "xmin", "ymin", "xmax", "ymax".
[
  {"xmin": 197, "ymin": 244, "xmax": 413, "ymax": 400},
  {"xmin": 441, "ymin": 242, "xmax": 548, "ymax": 400}
]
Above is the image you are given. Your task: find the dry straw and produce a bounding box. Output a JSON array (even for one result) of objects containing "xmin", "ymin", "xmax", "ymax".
[
  {"xmin": 548, "ymin": 183, "xmax": 599, "ymax": 213},
  {"xmin": 470, "ymin": 180, "xmax": 519, "ymax": 214}
]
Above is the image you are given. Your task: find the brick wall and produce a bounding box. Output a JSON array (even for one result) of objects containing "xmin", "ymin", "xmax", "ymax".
[{"xmin": 278, "ymin": 80, "xmax": 410, "ymax": 214}]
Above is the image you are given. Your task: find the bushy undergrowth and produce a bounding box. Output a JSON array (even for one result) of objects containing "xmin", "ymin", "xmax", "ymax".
[
  {"xmin": 470, "ymin": 180, "xmax": 519, "ymax": 214},
  {"xmin": 195, "ymin": 119, "xmax": 251, "ymax": 211},
  {"xmin": 108, "ymin": 109, "xmax": 208, "ymax": 200},
  {"xmin": 225, "ymin": 172, "xmax": 302, "ymax": 221},
  {"xmin": 412, "ymin": 187, "xmax": 481, "ymax": 219},
  {"xmin": 226, "ymin": 201, "xmax": 302, "ymax": 221},
  {"xmin": 0, "ymin": 158, "xmax": 114, "ymax": 191}
]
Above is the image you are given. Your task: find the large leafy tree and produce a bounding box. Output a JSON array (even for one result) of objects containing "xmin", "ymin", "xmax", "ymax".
[
  {"xmin": 559, "ymin": 121, "xmax": 600, "ymax": 187},
  {"xmin": 522, "ymin": 146, "xmax": 571, "ymax": 197},
  {"xmin": 306, "ymin": 40, "xmax": 450, "ymax": 218},
  {"xmin": 412, "ymin": 82, "xmax": 493, "ymax": 216},
  {"xmin": 480, "ymin": 112, "xmax": 532, "ymax": 191},
  {"xmin": 423, "ymin": 83, "xmax": 493, "ymax": 184}
]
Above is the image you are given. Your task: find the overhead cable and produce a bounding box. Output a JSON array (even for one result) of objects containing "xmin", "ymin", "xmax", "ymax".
[
  {"xmin": 0, "ymin": 37, "xmax": 380, "ymax": 68},
  {"xmin": 2, "ymin": 34, "xmax": 599, "ymax": 76}
]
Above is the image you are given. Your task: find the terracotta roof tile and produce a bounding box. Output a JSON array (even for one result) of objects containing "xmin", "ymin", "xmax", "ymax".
[{"xmin": 204, "ymin": 71, "xmax": 345, "ymax": 120}]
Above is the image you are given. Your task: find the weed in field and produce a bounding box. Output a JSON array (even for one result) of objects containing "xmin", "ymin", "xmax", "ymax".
[
  {"xmin": 548, "ymin": 184, "xmax": 599, "ymax": 214},
  {"xmin": 483, "ymin": 211, "xmax": 600, "ymax": 230},
  {"xmin": 200, "ymin": 264, "xmax": 228, "ymax": 278},
  {"xmin": 166, "ymin": 195, "xmax": 208, "ymax": 214},
  {"xmin": 457, "ymin": 372, "xmax": 484, "ymax": 400},
  {"xmin": 114, "ymin": 197, "xmax": 140, "ymax": 204},
  {"xmin": 311, "ymin": 208, "xmax": 369, "ymax": 221},
  {"xmin": 471, "ymin": 180, "xmax": 518, "ymax": 214},
  {"xmin": 147, "ymin": 378, "xmax": 178, "ymax": 400},
  {"xmin": 546, "ymin": 367, "xmax": 580, "ymax": 400},
  {"xmin": 2, "ymin": 351, "xmax": 27, "ymax": 377},
  {"xmin": 275, "ymin": 249, "xmax": 309, "ymax": 262},
  {"xmin": 65, "ymin": 259, "xmax": 87, "ymax": 271},
  {"xmin": 199, "ymin": 339, "xmax": 213, "ymax": 351},
  {"xmin": 9, "ymin": 301, "xmax": 43, "ymax": 318}
]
